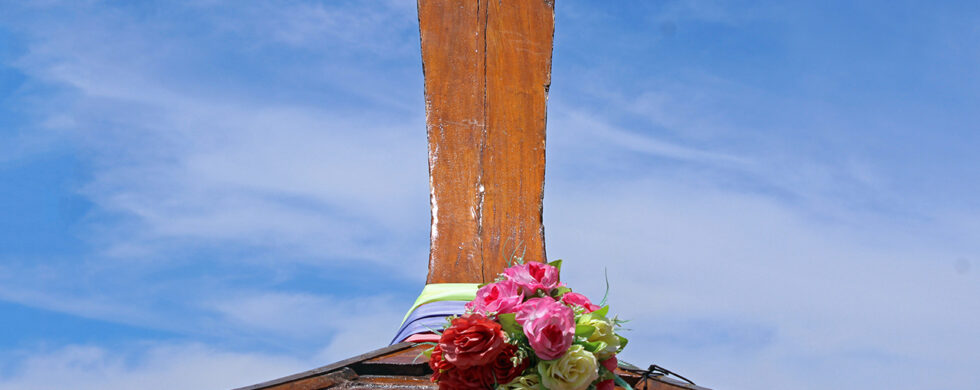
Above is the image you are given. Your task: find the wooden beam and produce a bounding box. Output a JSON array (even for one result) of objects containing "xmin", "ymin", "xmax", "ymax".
[{"xmin": 419, "ymin": 0, "xmax": 554, "ymax": 284}]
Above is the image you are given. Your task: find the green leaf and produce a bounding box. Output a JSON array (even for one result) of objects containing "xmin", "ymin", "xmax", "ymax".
[
  {"xmin": 414, "ymin": 347, "xmax": 434, "ymax": 363},
  {"xmin": 498, "ymin": 313, "xmax": 522, "ymax": 335},
  {"xmin": 617, "ymin": 334, "xmax": 629, "ymax": 352},
  {"xmin": 550, "ymin": 286, "xmax": 572, "ymax": 299},
  {"xmin": 580, "ymin": 340, "xmax": 607, "ymax": 353},
  {"xmin": 599, "ymin": 268, "xmax": 610, "ymax": 306},
  {"xmin": 422, "ymin": 324, "xmax": 444, "ymax": 335},
  {"xmin": 507, "ymin": 241, "xmax": 527, "ymax": 267},
  {"xmin": 548, "ymin": 259, "xmax": 563, "ymax": 272},
  {"xmin": 513, "ymin": 245, "xmax": 527, "ymax": 266},
  {"xmin": 592, "ymin": 305, "xmax": 609, "ymax": 318},
  {"xmin": 614, "ymin": 374, "xmax": 635, "ymax": 390},
  {"xmin": 575, "ymin": 324, "xmax": 596, "ymax": 338}
]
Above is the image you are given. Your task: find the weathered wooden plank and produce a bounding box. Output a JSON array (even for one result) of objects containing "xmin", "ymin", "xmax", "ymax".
[
  {"xmin": 336, "ymin": 375, "xmax": 435, "ymax": 390},
  {"xmin": 362, "ymin": 344, "xmax": 429, "ymax": 366},
  {"xmin": 420, "ymin": 0, "xmax": 554, "ymax": 284},
  {"xmin": 481, "ymin": 0, "xmax": 553, "ymax": 273},
  {"xmin": 233, "ymin": 341, "xmax": 709, "ymax": 390},
  {"xmin": 419, "ymin": 0, "xmax": 488, "ymax": 283},
  {"xmin": 617, "ymin": 366, "xmax": 711, "ymax": 390},
  {"xmin": 353, "ymin": 344, "xmax": 431, "ymax": 376},
  {"xmin": 232, "ymin": 343, "xmax": 415, "ymax": 390},
  {"xmin": 632, "ymin": 377, "xmax": 710, "ymax": 390},
  {"xmin": 257, "ymin": 367, "xmax": 357, "ymax": 390}
]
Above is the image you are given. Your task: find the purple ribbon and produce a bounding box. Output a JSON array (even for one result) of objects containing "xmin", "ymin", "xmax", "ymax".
[{"xmin": 390, "ymin": 300, "xmax": 468, "ymax": 345}]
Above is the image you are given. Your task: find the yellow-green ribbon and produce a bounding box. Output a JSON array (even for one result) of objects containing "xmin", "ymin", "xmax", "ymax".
[{"xmin": 400, "ymin": 283, "xmax": 479, "ymax": 325}]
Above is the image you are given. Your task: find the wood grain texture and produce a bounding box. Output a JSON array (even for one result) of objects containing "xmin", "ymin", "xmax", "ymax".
[
  {"xmin": 420, "ymin": 0, "xmax": 554, "ymax": 284},
  {"xmin": 257, "ymin": 368, "xmax": 357, "ymax": 390},
  {"xmin": 234, "ymin": 342, "xmax": 710, "ymax": 390},
  {"xmin": 232, "ymin": 344, "xmax": 417, "ymax": 390}
]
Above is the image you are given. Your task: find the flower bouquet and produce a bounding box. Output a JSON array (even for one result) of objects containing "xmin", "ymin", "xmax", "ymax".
[{"xmin": 425, "ymin": 260, "xmax": 629, "ymax": 390}]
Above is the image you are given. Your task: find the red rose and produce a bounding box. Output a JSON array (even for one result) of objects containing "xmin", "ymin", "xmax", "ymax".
[
  {"xmin": 601, "ymin": 355, "xmax": 618, "ymax": 372},
  {"xmin": 438, "ymin": 365, "xmax": 492, "ymax": 390},
  {"xmin": 429, "ymin": 344, "xmax": 453, "ymax": 382},
  {"xmin": 597, "ymin": 379, "xmax": 615, "ymax": 390},
  {"xmin": 431, "ymin": 342, "xmax": 494, "ymax": 389},
  {"xmin": 439, "ymin": 314, "xmax": 506, "ymax": 368},
  {"xmin": 489, "ymin": 343, "xmax": 528, "ymax": 385}
]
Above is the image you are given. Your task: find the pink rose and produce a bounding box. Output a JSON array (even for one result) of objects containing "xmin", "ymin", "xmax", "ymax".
[
  {"xmin": 597, "ymin": 379, "xmax": 615, "ymax": 390},
  {"xmin": 515, "ymin": 297, "xmax": 574, "ymax": 360},
  {"xmin": 561, "ymin": 292, "xmax": 601, "ymax": 312},
  {"xmin": 466, "ymin": 280, "xmax": 525, "ymax": 315},
  {"xmin": 503, "ymin": 262, "xmax": 560, "ymax": 295}
]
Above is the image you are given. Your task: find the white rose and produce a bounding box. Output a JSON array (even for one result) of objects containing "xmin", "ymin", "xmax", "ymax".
[
  {"xmin": 498, "ymin": 374, "xmax": 542, "ymax": 390},
  {"xmin": 581, "ymin": 314, "xmax": 620, "ymax": 359},
  {"xmin": 537, "ymin": 345, "xmax": 598, "ymax": 390}
]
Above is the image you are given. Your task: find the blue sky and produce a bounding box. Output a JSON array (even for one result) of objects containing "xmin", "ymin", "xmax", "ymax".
[{"xmin": 1, "ymin": 1, "xmax": 978, "ymax": 389}]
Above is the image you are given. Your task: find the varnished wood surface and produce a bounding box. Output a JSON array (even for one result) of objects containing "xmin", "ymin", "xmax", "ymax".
[
  {"xmin": 257, "ymin": 368, "xmax": 357, "ymax": 390},
  {"xmin": 236, "ymin": 343, "xmax": 710, "ymax": 390},
  {"xmin": 232, "ymin": 344, "xmax": 417, "ymax": 390},
  {"xmin": 420, "ymin": 0, "xmax": 554, "ymax": 283}
]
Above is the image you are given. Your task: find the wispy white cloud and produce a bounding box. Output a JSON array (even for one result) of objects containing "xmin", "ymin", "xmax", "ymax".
[
  {"xmin": 0, "ymin": 343, "xmax": 307, "ymax": 390},
  {"xmin": 4, "ymin": 0, "xmax": 430, "ymax": 268},
  {"xmin": 654, "ymin": 0, "xmax": 788, "ymax": 25},
  {"xmin": 554, "ymin": 107, "xmax": 750, "ymax": 167},
  {"xmin": 545, "ymin": 172, "xmax": 980, "ymax": 389},
  {"xmin": 1, "ymin": 0, "xmax": 426, "ymax": 367},
  {"xmin": 544, "ymin": 12, "xmax": 980, "ymax": 384},
  {"xmin": 550, "ymin": 74, "xmax": 912, "ymax": 228},
  {"xmin": 208, "ymin": 291, "xmax": 404, "ymax": 351}
]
